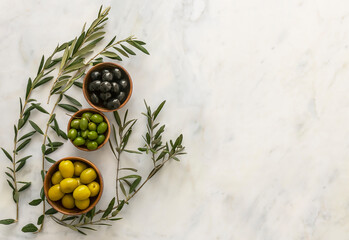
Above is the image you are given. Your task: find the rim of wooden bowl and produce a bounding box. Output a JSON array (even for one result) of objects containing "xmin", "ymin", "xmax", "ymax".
[
  {"xmin": 44, "ymin": 156, "xmax": 104, "ymax": 216},
  {"xmin": 83, "ymin": 62, "xmax": 133, "ymax": 112},
  {"xmin": 67, "ymin": 108, "xmax": 110, "ymax": 151}
]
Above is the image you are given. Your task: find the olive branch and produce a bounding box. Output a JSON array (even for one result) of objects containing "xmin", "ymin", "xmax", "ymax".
[
  {"xmin": 0, "ymin": 43, "xmax": 68, "ymax": 225},
  {"xmin": 17, "ymin": 6, "xmax": 148, "ymax": 233}
]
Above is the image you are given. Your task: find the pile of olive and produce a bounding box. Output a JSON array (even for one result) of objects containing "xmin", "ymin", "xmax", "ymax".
[
  {"xmin": 48, "ymin": 160, "xmax": 100, "ymax": 210},
  {"xmin": 88, "ymin": 67, "xmax": 130, "ymax": 109},
  {"xmin": 68, "ymin": 112, "xmax": 108, "ymax": 150}
]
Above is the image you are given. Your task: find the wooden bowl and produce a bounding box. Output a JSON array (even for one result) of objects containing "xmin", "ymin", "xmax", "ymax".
[
  {"xmin": 83, "ymin": 62, "xmax": 133, "ymax": 112},
  {"xmin": 67, "ymin": 108, "xmax": 110, "ymax": 151},
  {"xmin": 44, "ymin": 157, "xmax": 104, "ymax": 215}
]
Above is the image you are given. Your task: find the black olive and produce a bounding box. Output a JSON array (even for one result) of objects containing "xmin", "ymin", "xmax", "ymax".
[
  {"xmin": 102, "ymin": 69, "xmax": 110, "ymax": 75},
  {"xmin": 119, "ymin": 79, "xmax": 128, "ymax": 89},
  {"xmin": 100, "ymin": 92, "xmax": 112, "ymax": 101},
  {"xmin": 112, "ymin": 68, "xmax": 122, "ymax": 80},
  {"xmin": 102, "ymin": 72, "xmax": 113, "ymax": 82},
  {"xmin": 89, "ymin": 80, "xmax": 101, "ymax": 92},
  {"xmin": 117, "ymin": 92, "xmax": 126, "ymax": 102},
  {"xmin": 90, "ymin": 71, "xmax": 101, "ymax": 80},
  {"xmin": 99, "ymin": 81, "xmax": 112, "ymax": 92},
  {"xmin": 111, "ymin": 82, "xmax": 120, "ymax": 94},
  {"xmin": 90, "ymin": 93, "xmax": 99, "ymax": 105},
  {"xmin": 106, "ymin": 98, "xmax": 121, "ymax": 109}
]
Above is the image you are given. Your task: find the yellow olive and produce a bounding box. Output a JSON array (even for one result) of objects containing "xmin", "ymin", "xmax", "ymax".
[
  {"xmin": 87, "ymin": 181, "xmax": 100, "ymax": 197},
  {"xmin": 80, "ymin": 168, "xmax": 97, "ymax": 184},
  {"xmin": 59, "ymin": 160, "xmax": 74, "ymax": 178},
  {"xmin": 75, "ymin": 198, "xmax": 90, "ymax": 210},
  {"xmin": 51, "ymin": 171, "xmax": 63, "ymax": 185},
  {"xmin": 75, "ymin": 177, "xmax": 81, "ymax": 186},
  {"xmin": 73, "ymin": 185, "xmax": 91, "ymax": 200},
  {"xmin": 60, "ymin": 178, "xmax": 79, "ymax": 193},
  {"xmin": 74, "ymin": 161, "xmax": 87, "ymax": 176},
  {"xmin": 61, "ymin": 194, "xmax": 75, "ymax": 209},
  {"xmin": 48, "ymin": 184, "xmax": 65, "ymax": 201}
]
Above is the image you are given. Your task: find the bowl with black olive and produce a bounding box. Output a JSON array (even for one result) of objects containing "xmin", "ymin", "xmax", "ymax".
[{"xmin": 83, "ymin": 62, "xmax": 132, "ymax": 112}]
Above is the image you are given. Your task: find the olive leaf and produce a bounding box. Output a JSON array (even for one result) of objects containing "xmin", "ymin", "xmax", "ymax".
[
  {"xmin": 34, "ymin": 76, "xmax": 54, "ymax": 89},
  {"xmin": 101, "ymin": 51, "xmax": 122, "ymax": 61},
  {"xmin": 126, "ymin": 40, "xmax": 149, "ymax": 55},
  {"xmin": 120, "ymin": 44, "xmax": 135, "ymax": 55},
  {"xmin": 22, "ymin": 223, "xmax": 38, "ymax": 232},
  {"xmin": 1, "ymin": 148, "xmax": 12, "ymax": 162},
  {"xmin": 102, "ymin": 197, "xmax": 115, "ymax": 218},
  {"xmin": 0, "ymin": 219, "xmax": 15, "ymax": 225},
  {"xmin": 16, "ymin": 139, "xmax": 31, "ymax": 152},
  {"xmin": 58, "ymin": 104, "xmax": 79, "ymax": 112},
  {"xmin": 29, "ymin": 121, "xmax": 44, "ymax": 135},
  {"xmin": 18, "ymin": 131, "xmax": 36, "ymax": 142},
  {"xmin": 29, "ymin": 199, "xmax": 42, "ymax": 206},
  {"xmin": 37, "ymin": 215, "xmax": 44, "ymax": 225},
  {"xmin": 25, "ymin": 78, "xmax": 32, "ymax": 99},
  {"xmin": 64, "ymin": 94, "xmax": 82, "ymax": 107},
  {"xmin": 45, "ymin": 208, "xmax": 58, "ymax": 215},
  {"xmin": 37, "ymin": 55, "xmax": 45, "ymax": 75},
  {"xmin": 18, "ymin": 182, "xmax": 31, "ymax": 192}
]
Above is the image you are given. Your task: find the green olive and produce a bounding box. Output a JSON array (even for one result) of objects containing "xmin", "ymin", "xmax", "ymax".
[
  {"xmin": 68, "ymin": 129, "xmax": 78, "ymax": 140},
  {"xmin": 97, "ymin": 122, "xmax": 108, "ymax": 134},
  {"xmin": 73, "ymin": 137, "xmax": 85, "ymax": 146},
  {"xmin": 88, "ymin": 122, "xmax": 97, "ymax": 131},
  {"xmin": 80, "ymin": 117, "xmax": 88, "ymax": 130},
  {"xmin": 87, "ymin": 131, "xmax": 98, "ymax": 140},
  {"xmin": 82, "ymin": 112, "xmax": 93, "ymax": 120},
  {"xmin": 81, "ymin": 130, "xmax": 89, "ymax": 139},
  {"xmin": 90, "ymin": 114, "xmax": 104, "ymax": 124},
  {"xmin": 96, "ymin": 135, "xmax": 106, "ymax": 145},
  {"xmin": 77, "ymin": 131, "xmax": 81, "ymax": 137},
  {"xmin": 86, "ymin": 141, "xmax": 98, "ymax": 150},
  {"xmin": 70, "ymin": 119, "xmax": 80, "ymax": 129}
]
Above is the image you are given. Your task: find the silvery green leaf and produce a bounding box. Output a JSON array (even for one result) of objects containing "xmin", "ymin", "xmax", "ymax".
[
  {"xmin": 86, "ymin": 31, "xmax": 105, "ymax": 42},
  {"xmin": 106, "ymin": 36, "xmax": 116, "ymax": 47},
  {"xmin": 101, "ymin": 51, "xmax": 122, "ymax": 61},
  {"xmin": 126, "ymin": 40, "xmax": 149, "ymax": 55},
  {"xmin": 114, "ymin": 47, "xmax": 129, "ymax": 58},
  {"xmin": 120, "ymin": 44, "xmax": 135, "ymax": 55},
  {"xmin": 60, "ymin": 46, "xmax": 70, "ymax": 70}
]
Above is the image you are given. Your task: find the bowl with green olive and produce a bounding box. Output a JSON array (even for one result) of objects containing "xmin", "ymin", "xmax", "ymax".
[{"xmin": 67, "ymin": 108, "xmax": 110, "ymax": 151}]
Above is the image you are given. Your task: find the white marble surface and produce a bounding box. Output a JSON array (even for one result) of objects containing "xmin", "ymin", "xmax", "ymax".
[{"xmin": 1, "ymin": 0, "xmax": 349, "ymax": 239}]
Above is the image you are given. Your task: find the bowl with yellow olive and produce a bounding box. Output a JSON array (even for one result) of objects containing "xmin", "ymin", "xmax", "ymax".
[
  {"xmin": 67, "ymin": 108, "xmax": 110, "ymax": 151},
  {"xmin": 44, "ymin": 157, "xmax": 103, "ymax": 215}
]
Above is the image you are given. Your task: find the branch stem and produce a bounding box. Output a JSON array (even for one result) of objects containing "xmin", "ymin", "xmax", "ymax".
[{"xmin": 37, "ymin": 94, "xmax": 61, "ymax": 233}]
